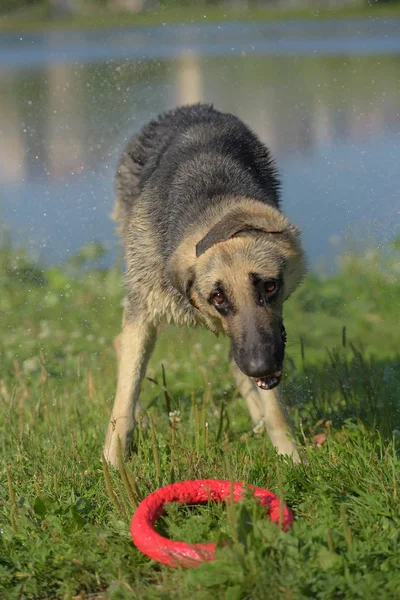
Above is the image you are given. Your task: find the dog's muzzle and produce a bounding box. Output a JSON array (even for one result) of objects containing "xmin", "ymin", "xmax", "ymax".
[
  {"xmin": 252, "ymin": 324, "xmax": 286, "ymax": 391},
  {"xmin": 253, "ymin": 371, "xmax": 282, "ymax": 390}
]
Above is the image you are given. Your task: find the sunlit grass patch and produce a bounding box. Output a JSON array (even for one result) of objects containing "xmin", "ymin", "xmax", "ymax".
[{"xmin": 0, "ymin": 240, "xmax": 399, "ymax": 598}]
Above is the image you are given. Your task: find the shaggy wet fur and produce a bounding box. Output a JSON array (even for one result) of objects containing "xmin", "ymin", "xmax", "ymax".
[{"xmin": 104, "ymin": 104, "xmax": 306, "ymax": 467}]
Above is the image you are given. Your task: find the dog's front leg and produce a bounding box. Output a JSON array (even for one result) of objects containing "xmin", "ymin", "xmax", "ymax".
[
  {"xmin": 230, "ymin": 358, "xmax": 264, "ymax": 425},
  {"xmin": 104, "ymin": 314, "xmax": 156, "ymax": 468},
  {"xmin": 232, "ymin": 360, "xmax": 299, "ymax": 462},
  {"xmin": 257, "ymin": 386, "xmax": 300, "ymax": 463}
]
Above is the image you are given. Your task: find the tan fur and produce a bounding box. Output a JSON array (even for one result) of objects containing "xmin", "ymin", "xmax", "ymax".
[
  {"xmin": 168, "ymin": 198, "xmax": 306, "ymax": 331},
  {"xmin": 104, "ymin": 194, "xmax": 306, "ymax": 467},
  {"xmin": 231, "ymin": 358, "xmax": 265, "ymax": 424},
  {"xmin": 259, "ymin": 386, "xmax": 299, "ymax": 461},
  {"xmin": 104, "ymin": 315, "xmax": 156, "ymax": 467},
  {"xmin": 122, "ymin": 198, "xmax": 201, "ymax": 328},
  {"xmin": 231, "ymin": 359, "xmax": 299, "ymax": 462}
]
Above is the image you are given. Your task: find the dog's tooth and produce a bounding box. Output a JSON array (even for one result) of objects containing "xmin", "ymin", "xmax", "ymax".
[{"xmin": 274, "ymin": 370, "xmax": 282, "ymax": 377}]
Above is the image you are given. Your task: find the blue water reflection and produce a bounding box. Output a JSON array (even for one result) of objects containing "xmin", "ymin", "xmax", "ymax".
[{"xmin": 1, "ymin": 19, "xmax": 399, "ymax": 268}]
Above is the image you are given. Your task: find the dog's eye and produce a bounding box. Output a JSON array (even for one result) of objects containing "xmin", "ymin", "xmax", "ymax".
[
  {"xmin": 212, "ymin": 291, "xmax": 225, "ymax": 307},
  {"xmin": 265, "ymin": 281, "xmax": 279, "ymax": 296}
]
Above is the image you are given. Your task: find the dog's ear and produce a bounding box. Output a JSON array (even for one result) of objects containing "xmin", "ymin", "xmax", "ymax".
[{"xmin": 196, "ymin": 208, "xmax": 285, "ymax": 257}]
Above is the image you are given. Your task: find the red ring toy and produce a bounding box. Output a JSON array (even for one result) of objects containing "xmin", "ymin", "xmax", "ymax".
[{"xmin": 130, "ymin": 479, "xmax": 293, "ymax": 567}]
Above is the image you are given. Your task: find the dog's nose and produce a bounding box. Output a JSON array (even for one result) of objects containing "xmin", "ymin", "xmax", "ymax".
[{"xmin": 240, "ymin": 354, "xmax": 277, "ymax": 378}]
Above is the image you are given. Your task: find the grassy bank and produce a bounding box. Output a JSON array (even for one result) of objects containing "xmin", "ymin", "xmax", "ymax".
[
  {"xmin": 1, "ymin": 3, "xmax": 400, "ymax": 33},
  {"xmin": 0, "ymin": 241, "xmax": 400, "ymax": 599}
]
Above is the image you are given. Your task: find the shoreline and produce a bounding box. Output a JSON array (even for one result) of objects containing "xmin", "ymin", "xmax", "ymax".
[{"xmin": 1, "ymin": 4, "xmax": 400, "ymax": 34}]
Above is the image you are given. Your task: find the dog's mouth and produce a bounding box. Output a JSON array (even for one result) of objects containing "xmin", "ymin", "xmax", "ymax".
[
  {"xmin": 253, "ymin": 370, "xmax": 282, "ymax": 391},
  {"xmin": 253, "ymin": 323, "xmax": 287, "ymax": 390},
  {"xmin": 253, "ymin": 324, "xmax": 286, "ymax": 391}
]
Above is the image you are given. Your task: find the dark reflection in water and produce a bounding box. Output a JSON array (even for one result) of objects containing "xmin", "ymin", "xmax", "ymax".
[{"xmin": 1, "ymin": 22, "xmax": 399, "ymax": 269}]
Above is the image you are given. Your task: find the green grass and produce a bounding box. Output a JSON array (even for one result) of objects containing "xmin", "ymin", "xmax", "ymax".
[
  {"xmin": 1, "ymin": 2, "xmax": 400, "ymax": 33},
  {"xmin": 0, "ymin": 240, "xmax": 400, "ymax": 599}
]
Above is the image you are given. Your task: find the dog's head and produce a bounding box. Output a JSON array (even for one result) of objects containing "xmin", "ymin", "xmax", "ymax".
[{"xmin": 169, "ymin": 201, "xmax": 306, "ymax": 390}]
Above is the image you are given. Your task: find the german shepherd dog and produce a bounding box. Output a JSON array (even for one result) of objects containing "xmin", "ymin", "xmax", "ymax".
[{"xmin": 104, "ymin": 104, "xmax": 306, "ymax": 468}]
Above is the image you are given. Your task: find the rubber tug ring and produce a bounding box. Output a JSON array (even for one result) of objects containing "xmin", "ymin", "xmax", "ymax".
[{"xmin": 130, "ymin": 479, "xmax": 293, "ymax": 567}]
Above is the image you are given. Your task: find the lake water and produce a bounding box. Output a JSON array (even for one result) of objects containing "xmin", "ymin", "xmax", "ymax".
[{"xmin": 1, "ymin": 18, "xmax": 399, "ymax": 270}]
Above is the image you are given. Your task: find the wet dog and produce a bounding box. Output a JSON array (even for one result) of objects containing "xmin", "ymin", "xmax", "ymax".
[{"xmin": 104, "ymin": 104, "xmax": 306, "ymax": 467}]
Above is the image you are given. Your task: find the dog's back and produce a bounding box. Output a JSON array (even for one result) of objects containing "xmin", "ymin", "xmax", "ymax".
[
  {"xmin": 105, "ymin": 105, "xmax": 305, "ymax": 468},
  {"xmin": 114, "ymin": 104, "xmax": 280, "ymax": 257}
]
